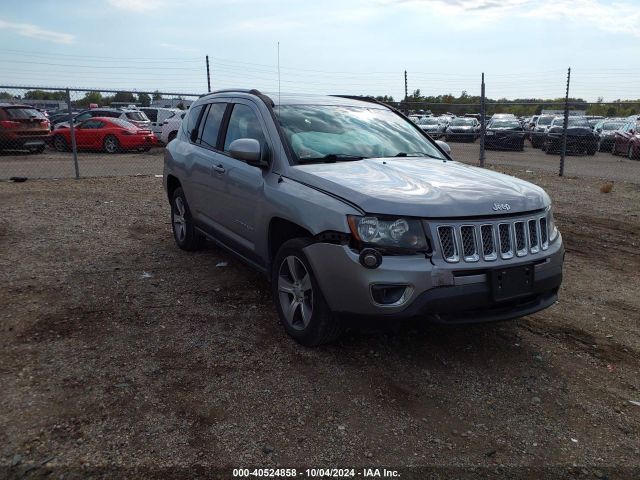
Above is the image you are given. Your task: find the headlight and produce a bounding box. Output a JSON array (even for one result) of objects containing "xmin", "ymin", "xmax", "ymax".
[
  {"xmin": 547, "ymin": 207, "xmax": 559, "ymax": 242},
  {"xmin": 348, "ymin": 215, "xmax": 429, "ymax": 252}
]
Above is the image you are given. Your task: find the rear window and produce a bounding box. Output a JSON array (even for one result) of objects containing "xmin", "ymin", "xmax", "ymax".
[
  {"xmin": 140, "ymin": 109, "xmax": 157, "ymax": 122},
  {"xmin": 125, "ymin": 111, "xmax": 148, "ymax": 121},
  {"xmin": 4, "ymin": 107, "xmax": 46, "ymax": 119},
  {"xmin": 111, "ymin": 118, "xmax": 137, "ymax": 129}
]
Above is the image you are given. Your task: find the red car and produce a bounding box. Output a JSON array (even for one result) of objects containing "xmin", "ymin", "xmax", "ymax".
[
  {"xmin": 612, "ymin": 121, "xmax": 640, "ymax": 159},
  {"xmin": 51, "ymin": 117, "xmax": 157, "ymax": 153}
]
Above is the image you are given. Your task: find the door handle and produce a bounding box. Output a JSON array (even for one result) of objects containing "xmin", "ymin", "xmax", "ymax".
[{"xmin": 212, "ymin": 164, "xmax": 225, "ymax": 174}]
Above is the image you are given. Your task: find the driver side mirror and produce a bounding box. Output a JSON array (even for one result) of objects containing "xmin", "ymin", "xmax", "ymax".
[
  {"xmin": 436, "ymin": 140, "xmax": 451, "ymax": 156},
  {"xmin": 229, "ymin": 138, "xmax": 267, "ymax": 167}
]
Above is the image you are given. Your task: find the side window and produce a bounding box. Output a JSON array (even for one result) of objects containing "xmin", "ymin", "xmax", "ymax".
[
  {"xmin": 80, "ymin": 120, "xmax": 102, "ymax": 129},
  {"xmin": 223, "ymin": 104, "xmax": 266, "ymax": 152},
  {"xmin": 142, "ymin": 109, "xmax": 157, "ymax": 122},
  {"xmin": 183, "ymin": 105, "xmax": 204, "ymax": 139},
  {"xmin": 199, "ymin": 103, "xmax": 227, "ymax": 149},
  {"xmin": 76, "ymin": 112, "xmax": 91, "ymax": 122}
]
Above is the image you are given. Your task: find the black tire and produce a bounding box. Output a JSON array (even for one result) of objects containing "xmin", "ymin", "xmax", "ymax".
[
  {"xmin": 171, "ymin": 187, "xmax": 204, "ymax": 251},
  {"xmin": 28, "ymin": 145, "xmax": 46, "ymax": 154},
  {"xmin": 587, "ymin": 146, "xmax": 597, "ymax": 156},
  {"xmin": 629, "ymin": 145, "xmax": 637, "ymax": 160},
  {"xmin": 271, "ymin": 238, "xmax": 342, "ymax": 346},
  {"xmin": 103, "ymin": 135, "xmax": 120, "ymax": 154},
  {"xmin": 53, "ymin": 135, "xmax": 68, "ymax": 152}
]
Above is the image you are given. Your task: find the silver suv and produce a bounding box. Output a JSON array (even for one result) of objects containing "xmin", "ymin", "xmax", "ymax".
[{"xmin": 164, "ymin": 90, "xmax": 564, "ymax": 346}]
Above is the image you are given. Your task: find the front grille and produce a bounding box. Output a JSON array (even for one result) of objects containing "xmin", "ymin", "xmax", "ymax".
[
  {"xmin": 437, "ymin": 226, "xmax": 458, "ymax": 262},
  {"xmin": 435, "ymin": 212, "xmax": 551, "ymax": 263}
]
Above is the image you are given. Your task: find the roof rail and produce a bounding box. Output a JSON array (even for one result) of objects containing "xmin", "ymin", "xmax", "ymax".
[
  {"xmin": 209, "ymin": 88, "xmax": 264, "ymax": 96},
  {"xmin": 332, "ymin": 95, "xmax": 401, "ymax": 115}
]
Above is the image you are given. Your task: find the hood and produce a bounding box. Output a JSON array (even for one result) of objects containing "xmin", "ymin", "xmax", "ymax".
[{"xmin": 288, "ymin": 158, "xmax": 549, "ymax": 218}]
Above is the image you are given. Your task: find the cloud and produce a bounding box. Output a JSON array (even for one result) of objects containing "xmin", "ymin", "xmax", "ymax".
[
  {"xmin": 378, "ymin": 0, "xmax": 640, "ymax": 37},
  {"xmin": 105, "ymin": 0, "xmax": 167, "ymax": 12},
  {"xmin": 0, "ymin": 18, "xmax": 74, "ymax": 44}
]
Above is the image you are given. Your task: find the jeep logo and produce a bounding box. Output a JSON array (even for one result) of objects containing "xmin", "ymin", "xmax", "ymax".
[{"xmin": 492, "ymin": 203, "xmax": 511, "ymax": 211}]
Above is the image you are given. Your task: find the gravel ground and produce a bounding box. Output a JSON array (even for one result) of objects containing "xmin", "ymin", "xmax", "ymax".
[{"xmin": 0, "ymin": 167, "xmax": 639, "ymax": 479}]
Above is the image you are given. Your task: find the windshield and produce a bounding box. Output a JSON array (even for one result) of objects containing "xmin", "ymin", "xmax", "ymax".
[
  {"xmin": 418, "ymin": 118, "xmax": 439, "ymax": 125},
  {"xmin": 125, "ymin": 111, "xmax": 148, "ymax": 121},
  {"xmin": 450, "ymin": 118, "xmax": 475, "ymax": 126},
  {"xmin": 275, "ymin": 105, "xmax": 446, "ymax": 163},
  {"xmin": 603, "ymin": 122, "xmax": 624, "ymax": 131},
  {"xmin": 537, "ymin": 116, "xmax": 554, "ymax": 126},
  {"xmin": 552, "ymin": 118, "xmax": 589, "ymax": 127},
  {"xmin": 5, "ymin": 107, "xmax": 46, "ymax": 119},
  {"xmin": 111, "ymin": 118, "xmax": 137, "ymax": 129},
  {"xmin": 490, "ymin": 120, "xmax": 520, "ymax": 128}
]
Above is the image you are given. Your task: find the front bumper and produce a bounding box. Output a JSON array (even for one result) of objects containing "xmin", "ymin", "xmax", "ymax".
[{"xmin": 304, "ymin": 236, "xmax": 563, "ymax": 324}]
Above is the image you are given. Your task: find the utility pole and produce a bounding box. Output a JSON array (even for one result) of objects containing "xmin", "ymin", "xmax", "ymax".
[
  {"xmin": 404, "ymin": 70, "xmax": 408, "ymax": 114},
  {"xmin": 479, "ymin": 72, "xmax": 486, "ymax": 168},
  {"xmin": 559, "ymin": 67, "xmax": 571, "ymax": 177},
  {"xmin": 206, "ymin": 55, "xmax": 211, "ymax": 93},
  {"xmin": 65, "ymin": 88, "xmax": 80, "ymax": 179}
]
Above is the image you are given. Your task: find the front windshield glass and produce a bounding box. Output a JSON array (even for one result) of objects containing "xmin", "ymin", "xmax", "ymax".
[
  {"xmin": 418, "ymin": 117, "xmax": 439, "ymax": 125},
  {"xmin": 552, "ymin": 118, "xmax": 589, "ymax": 127},
  {"xmin": 275, "ymin": 105, "xmax": 446, "ymax": 163},
  {"xmin": 537, "ymin": 116, "xmax": 554, "ymax": 126},
  {"xmin": 490, "ymin": 120, "xmax": 520, "ymax": 128},
  {"xmin": 603, "ymin": 122, "xmax": 624, "ymax": 131},
  {"xmin": 450, "ymin": 118, "xmax": 475, "ymax": 126}
]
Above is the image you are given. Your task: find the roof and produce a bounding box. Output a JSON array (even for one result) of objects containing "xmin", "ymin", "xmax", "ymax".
[
  {"xmin": 202, "ymin": 89, "xmax": 388, "ymax": 109},
  {"xmin": 0, "ymin": 103, "xmax": 37, "ymax": 108}
]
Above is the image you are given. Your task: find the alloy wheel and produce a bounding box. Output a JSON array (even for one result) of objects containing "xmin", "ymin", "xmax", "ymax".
[
  {"xmin": 277, "ymin": 256, "xmax": 313, "ymax": 331},
  {"xmin": 172, "ymin": 196, "xmax": 187, "ymax": 243}
]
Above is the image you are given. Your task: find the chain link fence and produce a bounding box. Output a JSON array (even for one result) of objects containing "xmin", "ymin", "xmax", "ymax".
[
  {"xmin": 0, "ymin": 86, "xmax": 200, "ymax": 179},
  {"xmin": 1, "ymin": 84, "xmax": 639, "ymax": 181}
]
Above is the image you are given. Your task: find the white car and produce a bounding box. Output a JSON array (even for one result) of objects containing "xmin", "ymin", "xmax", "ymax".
[
  {"xmin": 140, "ymin": 107, "xmax": 182, "ymax": 139},
  {"xmin": 160, "ymin": 110, "xmax": 186, "ymax": 144}
]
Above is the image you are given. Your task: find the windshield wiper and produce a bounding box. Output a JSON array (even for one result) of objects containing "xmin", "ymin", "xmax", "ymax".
[
  {"xmin": 297, "ymin": 154, "xmax": 367, "ymax": 164},
  {"xmin": 394, "ymin": 152, "xmax": 443, "ymax": 160}
]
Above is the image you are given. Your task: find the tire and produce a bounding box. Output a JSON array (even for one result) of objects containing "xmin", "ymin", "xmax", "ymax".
[
  {"xmin": 271, "ymin": 238, "xmax": 342, "ymax": 346},
  {"xmin": 28, "ymin": 145, "xmax": 46, "ymax": 154},
  {"xmin": 53, "ymin": 135, "xmax": 68, "ymax": 152},
  {"xmin": 629, "ymin": 145, "xmax": 637, "ymax": 160},
  {"xmin": 587, "ymin": 145, "xmax": 597, "ymax": 156},
  {"xmin": 103, "ymin": 135, "xmax": 120, "ymax": 154},
  {"xmin": 171, "ymin": 187, "xmax": 204, "ymax": 251}
]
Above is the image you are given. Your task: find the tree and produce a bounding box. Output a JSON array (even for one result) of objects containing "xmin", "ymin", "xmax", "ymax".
[
  {"xmin": 113, "ymin": 91, "xmax": 136, "ymax": 104},
  {"xmin": 152, "ymin": 90, "xmax": 163, "ymax": 101},
  {"xmin": 24, "ymin": 90, "xmax": 66, "ymax": 100},
  {"xmin": 0, "ymin": 91, "xmax": 14, "ymax": 100},
  {"xmin": 78, "ymin": 91, "xmax": 103, "ymax": 107},
  {"xmin": 138, "ymin": 93, "xmax": 151, "ymax": 107}
]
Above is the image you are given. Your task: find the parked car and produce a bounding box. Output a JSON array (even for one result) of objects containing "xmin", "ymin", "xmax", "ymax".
[
  {"xmin": 0, "ymin": 103, "xmax": 50, "ymax": 153},
  {"xmin": 160, "ymin": 110, "xmax": 186, "ymax": 144},
  {"xmin": 416, "ymin": 117, "xmax": 446, "ymax": 139},
  {"xmin": 51, "ymin": 117, "xmax": 156, "ymax": 153},
  {"xmin": 139, "ymin": 107, "xmax": 181, "ymax": 139},
  {"xmin": 543, "ymin": 117, "xmax": 598, "ymax": 155},
  {"xmin": 594, "ymin": 119, "xmax": 627, "ymax": 151},
  {"xmin": 163, "ymin": 90, "xmax": 564, "ymax": 346},
  {"xmin": 444, "ymin": 117, "xmax": 479, "ymax": 142},
  {"xmin": 55, "ymin": 108, "xmax": 151, "ymax": 130},
  {"xmin": 485, "ymin": 119, "xmax": 525, "ymax": 151},
  {"xmin": 612, "ymin": 121, "xmax": 640, "ymax": 159},
  {"xmin": 530, "ymin": 115, "xmax": 554, "ymax": 148},
  {"xmin": 586, "ymin": 116, "xmax": 604, "ymax": 129}
]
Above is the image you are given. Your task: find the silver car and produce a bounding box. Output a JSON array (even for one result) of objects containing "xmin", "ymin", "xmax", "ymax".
[{"xmin": 164, "ymin": 90, "xmax": 564, "ymax": 346}]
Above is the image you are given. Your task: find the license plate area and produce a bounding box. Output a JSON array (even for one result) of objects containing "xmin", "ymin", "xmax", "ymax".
[{"xmin": 491, "ymin": 264, "xmax": 534, "ymax": 302}]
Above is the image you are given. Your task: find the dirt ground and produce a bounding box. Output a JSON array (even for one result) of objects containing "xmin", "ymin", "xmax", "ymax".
[{"xmin": 1, "ymin": 166, "xmax": 639, "ymax": 479}]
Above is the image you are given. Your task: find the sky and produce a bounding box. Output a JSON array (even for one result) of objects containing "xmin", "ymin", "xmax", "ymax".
[{"xmin": 0, "ymin": 0, "xmax": 639, "ymax": 102}]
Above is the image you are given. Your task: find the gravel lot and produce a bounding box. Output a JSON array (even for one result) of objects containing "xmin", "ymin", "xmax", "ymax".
[{"xmin": 1, "ymin": 165, "xmax": 639, "ymax": 478}]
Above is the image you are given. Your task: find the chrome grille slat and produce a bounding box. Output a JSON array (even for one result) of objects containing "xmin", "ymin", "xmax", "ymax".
[
  {"xmin": 514, "ymin": 221, "xmax": 527, "ymax": 257},
  {"xmin": 528, "ymin": 219, "xmax": 540, "ymax": 253},
  {"xmin": 480, "ymin": 224, "xmax": 497, "ymax": 261},
  {"xmin": 460, "ymin": 225, "xmax": 479, "ymax": 262}
]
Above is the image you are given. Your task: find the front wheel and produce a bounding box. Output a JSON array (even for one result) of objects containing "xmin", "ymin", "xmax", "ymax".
[
  {"xmin": 103, "ymin": 135, "xmax": 120, "ymax": 154},
  {"xmin": 171, "ymin": 187, "xmax": 204, "ymax": 251},
  {"xmin": 272, "ymin": 238, "xmax": 342, "ymax": 346},
  {"xmin": 629, "ymin": 145, "xmax": 638, "ymax": 160},
  {"xmin": 53, "ymin": 135, "xmax": 68, "ymax": 152}
]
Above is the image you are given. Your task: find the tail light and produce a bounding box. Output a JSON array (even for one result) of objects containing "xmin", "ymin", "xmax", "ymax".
[{"xmin": 0, "ymin": 120, "xmax": 21, "ymax": 129}]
